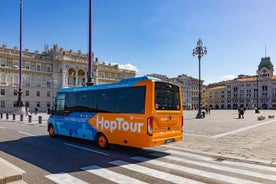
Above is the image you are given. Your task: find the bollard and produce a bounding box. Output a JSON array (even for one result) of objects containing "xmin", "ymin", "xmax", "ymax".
[
  {"xmin": 28, "ymin": 115, "xmax": 32, "ymax": 123},
  {"xmin": 6, "ymin": 113, "xmax": 9, "ymax": 120},
  {"xmin": 38, "ymin": 116, "xmax": 42, "ymax": 124},
  {"xmin": 0, "ymin": 113, "xmax": 2, "ymax": 119},
  {"xmin": 20, "ymin": 114, "xmax": 23, "ymax": 121},
  {"xmin": 13, "ymin": 114, "xmax": 16, "ymax": 121}
]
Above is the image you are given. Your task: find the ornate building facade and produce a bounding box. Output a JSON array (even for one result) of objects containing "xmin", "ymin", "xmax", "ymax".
[
  {"xmin": 206, "ymin": 57, "xmax": 276, "ymax": 109},
  {"xmin": 0, "ymin": 44, "xmax": 136, "ymax": 113}
]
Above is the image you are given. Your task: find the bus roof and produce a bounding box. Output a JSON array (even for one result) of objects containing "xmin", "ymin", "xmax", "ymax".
[{"xmin": 57, "ymin": 76, "xmax": 161, "ymax": 93}]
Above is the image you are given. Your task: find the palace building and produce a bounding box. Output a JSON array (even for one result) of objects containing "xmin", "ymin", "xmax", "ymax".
[
  {"xmin": 0, "ymin": 44, "xmax": 136, "ymax": 113},
  {"xmin": 206, "ymin": 57, "xmax": 276, "ymax": 109}
]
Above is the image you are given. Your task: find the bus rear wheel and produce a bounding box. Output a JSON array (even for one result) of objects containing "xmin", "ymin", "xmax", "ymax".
[
  {"xmin": 96, "ymin": 133, "xmax": 108, "ymax": 149},
  {"xmin": 49, "ymin": 125, "xmax": 56, "ymax": 138}
]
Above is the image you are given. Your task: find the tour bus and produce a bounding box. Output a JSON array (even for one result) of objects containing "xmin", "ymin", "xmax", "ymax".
[{"xmin": 47, "ymin": 76, "xmax": 183, "ymax": 148}]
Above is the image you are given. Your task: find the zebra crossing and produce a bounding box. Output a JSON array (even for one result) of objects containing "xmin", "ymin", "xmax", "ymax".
[{"xmin": 45, "ymin": 149, "xmax": 276, "ymax": 184}]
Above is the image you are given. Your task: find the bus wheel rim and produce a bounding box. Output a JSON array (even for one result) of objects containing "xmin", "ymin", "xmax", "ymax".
[
  {"xmin": 98, "ymin": 135, "xmax": 107, "ymax": 147},
  {"xmin": 49, "ymin": 127, "xmax": 55, "ymax": 137}
]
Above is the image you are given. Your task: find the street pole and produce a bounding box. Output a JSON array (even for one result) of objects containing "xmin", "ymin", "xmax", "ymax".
[
  {"xmin": 86, "ymin": 0, "xmax": 93, "ymax": 85},
  {"xmin": 16, "ymin": 0, "xmax": 23, "ymax": 107},
  {"xmin": 256, "ymin": 75, "xmax": 260, "ymax": 113},
  {"xmin": 192, "ymin": 39, "xmax": 207, "ymax": 119}
]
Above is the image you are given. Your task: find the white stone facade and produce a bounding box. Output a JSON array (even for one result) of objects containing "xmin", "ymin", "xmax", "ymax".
[{"xmin": 0, "ymin": 44, "xmax": 135, "ymax": 113}]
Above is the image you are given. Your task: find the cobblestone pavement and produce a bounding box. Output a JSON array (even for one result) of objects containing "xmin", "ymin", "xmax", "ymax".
[{"xmin": 172, "ymin": 109, "xmax": 276, "ymax": 164}]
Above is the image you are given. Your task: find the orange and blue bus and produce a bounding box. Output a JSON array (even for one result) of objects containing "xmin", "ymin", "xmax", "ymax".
[{"xmin": 47, "ymin": 76, "xmax": 183, "ymax": 148}]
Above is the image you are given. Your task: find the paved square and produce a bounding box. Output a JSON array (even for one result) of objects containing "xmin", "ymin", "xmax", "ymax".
[{"xmin": 173, "ymin": 110, "xmax": 276, "ymax": 164}]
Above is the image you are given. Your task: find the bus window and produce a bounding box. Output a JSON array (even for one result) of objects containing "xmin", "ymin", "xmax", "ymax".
[
  {"xmin": 116, "ymin": 86, "xmax": 146, "ymax": 114},
  {"xmin": 55, "ymin": 93, "xmax": 65, "ymax": 112},
  {"xmin": 65, "ymin": 93, "xmax": 77, "ymax": 112},
  {"xmin": 75, "ymin": 91, "xmax": 96, "ymax": 112},
  {"xmin": 95, "ymin": 89, "xmax": 115, "ymax": 112},
  {"xmin": 155, "ymin": 82, "xmax": 180, "ymax": 110}
]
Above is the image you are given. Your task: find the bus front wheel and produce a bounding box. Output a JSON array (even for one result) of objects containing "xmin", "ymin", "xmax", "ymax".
[
  {"xmin": 96, "ymin": 133, "xmax": 108, "ymax": 149},
  {"xmin": 49, "ymin": 125, "xmax": 56, "ymax": 138}
]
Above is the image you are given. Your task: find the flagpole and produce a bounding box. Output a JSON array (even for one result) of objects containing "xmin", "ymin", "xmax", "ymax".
[
  {"xmin": 86, "ymin": 0, "xmax": 93, "ymax": 85},
  {"xmin": 16, "ymin": 0, "xmax": 23, "ymax": 107}
]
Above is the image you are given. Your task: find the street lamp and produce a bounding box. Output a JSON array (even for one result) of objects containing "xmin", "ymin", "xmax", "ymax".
[{"xmin": 192, "ymin": 39, "xmax": 207, "ymax": 119}]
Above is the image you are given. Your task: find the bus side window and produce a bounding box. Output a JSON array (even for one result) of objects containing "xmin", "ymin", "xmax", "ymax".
[
  {"xmin": 55, "ymin": 93, "xmax": 66, "ymax": 114},
  {"xmin": 65, "ymin": 93, "xmax": 76, "ymax": 112},
  {"xmin": 95, "ymin": 89, "xmax": 115, "ymax": 112},
  {"xmin": 116, "ymin": 86, "xmax": 145, "ymax": 114}
]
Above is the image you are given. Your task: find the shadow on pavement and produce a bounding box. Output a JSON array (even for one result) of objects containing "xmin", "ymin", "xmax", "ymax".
[{"xmin": 0, "ymin": 135, "xmax": 170, "ymax": 174}]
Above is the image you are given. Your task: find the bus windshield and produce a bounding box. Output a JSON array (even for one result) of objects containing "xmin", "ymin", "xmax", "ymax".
[{"xmin": 155, "ymin": 82, "xmax": 180, "ymax": 110}]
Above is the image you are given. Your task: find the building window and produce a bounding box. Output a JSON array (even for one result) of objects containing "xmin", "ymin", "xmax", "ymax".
[
  {"xmin": 1, "ymin": 89, "xmax": 5, "ymax": 95},
  {"xmin": 47, "ymin": 102, "xmax": 50, "ymax": 108},
  {"xmin": 47, "ymin": 65, "xmax": 51, "ymax": 72},
  {"xmin": 24, "ymin": 75, "xmax": 31, "ymax": 86},
  {"xmin": 37, "ymin": 91, "xmax": 40, "ymax": 96},
  {"xmin": 47, "ymin": 91, "xmax": 50, "ymax": 97},
  {"xmin": 0, "ymin": 101, "xmax": 5, "ymax": 107},
  {"xmin": 13, "ymin": 74, "xmax": 19, "ymax": 85},
  {"xmin": 36, "ymin": 77, "xmax": 42, "ymax": 87},
  {"xmin": 36, "ymin": 64, "xmax": 41, "ymax": 71},
  {"xmin": 0, "ymin": 58, "xmax": 6, "ymax": 67},
  {"xmin": 25, "ymin": 90, "xmax": 29, "ymax": 96},
  {"xmin": 47, "ymin": 79, "xmax": 51, "ymax": 87},
  {"xmin": 1, "ymin": 73, "xmax": 6, "ymax": 84},
  {"xmin": 13, "ymin": 60, "xmax": 19, "ymax": 68},
  {"xmin": 25, "ymin": 101, "xmax": 29, "ymax": 107},
  {"xmin": 25, "ymin": 62, "xmax": 30, "ymax": 70},
  {"xmin": 14, "ymin": 90, "xmax": 17, "ymax": 96}
]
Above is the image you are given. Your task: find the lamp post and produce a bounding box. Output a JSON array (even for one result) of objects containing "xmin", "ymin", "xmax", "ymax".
[
  {"xmin": 86, "ymin": 0, "xmax": 94, "ymax": 86},
  {"xmin": 192, "ymin": 39, "xmax": 207, "ymax": 119},
  {"xmin": 16, "ymin": 0, "xmax": 24, "ymax": 107}
]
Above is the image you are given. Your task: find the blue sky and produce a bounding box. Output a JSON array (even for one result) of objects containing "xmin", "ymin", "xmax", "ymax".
[{"xmin": 0, "ymin": 0, "xmax": 276, "ymax": 84}]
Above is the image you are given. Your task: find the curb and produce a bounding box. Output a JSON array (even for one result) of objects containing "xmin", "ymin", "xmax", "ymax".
[{"xmin": 0, "ymin": 158, "xmax": 26, "ymax": 184}]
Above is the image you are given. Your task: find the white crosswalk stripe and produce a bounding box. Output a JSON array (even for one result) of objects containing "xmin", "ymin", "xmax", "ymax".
[
  {"xmin": 45, "ymin": 173, "xmax": 89, "ymax": 184},
  {"xmin": 109, "ymin": 160, "xmax": 204, "ymax": 184},
  {"xmin": 81, "ymin": 165, "xmax": 148, "ymax": 184},
  {"xmin": 45, "ymin": 149, "xmax": 276, "ymax": 184}
]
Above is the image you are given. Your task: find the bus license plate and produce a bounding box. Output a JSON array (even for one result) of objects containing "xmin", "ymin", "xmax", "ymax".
[{"xmin": 165, "ymin": 138, "xmax": 174, "ymax": 144}]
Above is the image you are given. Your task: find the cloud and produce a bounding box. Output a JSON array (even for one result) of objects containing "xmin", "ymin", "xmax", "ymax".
[
  {"xmin": 221, "ymin": 75, "xmax": 236, "ymax": 81},
  {"xmin": 118, "ymin": 63, "xmax": 139, "ymax": 72}
]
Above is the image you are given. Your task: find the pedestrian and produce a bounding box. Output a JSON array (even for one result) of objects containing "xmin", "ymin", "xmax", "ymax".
[
  {"xmin": 35, "ymin": 108, "xmax": 38, "ymax": 115},
  {"xmin": 25, "ymin": 106, "xmax": 30, "ymax": 116},
  {"xmin": 240, "ymin": 107, "xmax": 245, "ymax": 118},
  {"xmin": 238, "ymin": 107, "xmax": 244, "ymax": 119}
]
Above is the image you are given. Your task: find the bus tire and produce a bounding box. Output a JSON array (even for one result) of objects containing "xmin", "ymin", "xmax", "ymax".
[
  {"xmin": 96, "ymin": 133, "xmax": 109, "ymax": 149},
  {"xmin": 48, "ymin": 124, "xmax": 56, "ymax": 138}
]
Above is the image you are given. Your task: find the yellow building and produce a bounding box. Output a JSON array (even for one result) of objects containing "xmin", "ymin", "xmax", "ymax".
[{"xmin": 0, "ymin": 44, "xmax": 136, "ymax": 113}]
